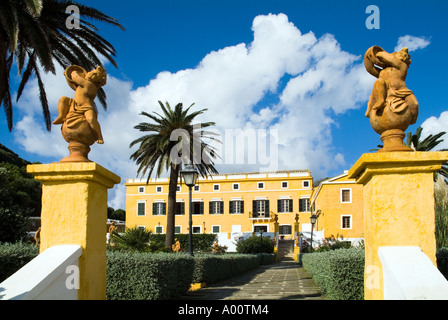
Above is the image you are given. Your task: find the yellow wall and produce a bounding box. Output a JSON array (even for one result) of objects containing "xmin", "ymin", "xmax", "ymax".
[
  {"xmin": 125, "ymin": 171, "xmax": 313, "ymax": 237},
  {"xmin": 311, "ymin": 172, "xmax": 364, "ymax": 241}
]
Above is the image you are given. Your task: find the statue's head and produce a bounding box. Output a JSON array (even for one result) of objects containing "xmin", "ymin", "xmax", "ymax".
[
  {"xmin": 394, "ymin": 47, "xmax": 411, "ymax": 65},
  {"xmin": 86, "ymin": 66, "xmax": 107, "ymax": 87}
]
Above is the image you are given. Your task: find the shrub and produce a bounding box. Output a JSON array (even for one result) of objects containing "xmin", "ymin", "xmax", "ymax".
[
  {"xmin": 437, "ymin": 247, "xmax": 448, "ymax": 280},
  {"xmin": 302, "ymin": 247, "xmax": 364, "ymax": 300},
  {"xmin": 107, "ymin": 251, "xmax": 194, "ymax": 300},
  {"xmin": 111, "ymin": 227, "xmax": 152, "ymax": 252},
  {"xmin": 0, "ymin": 242, "xmax": 38, "ymax": 282},
  {"xmin": 236, "ymin": 236, "xmax": 274, "ymax": 254},
  {"xmin": 150, "ymin": 233, "xmax": 217, "ymax": 252},
  {"xmin": 191, "ymin": 254, "xmax": 260, "ymax": 284}
]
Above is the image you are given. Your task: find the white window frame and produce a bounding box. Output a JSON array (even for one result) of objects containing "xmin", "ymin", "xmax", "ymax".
[
  {"xmin": 303, "ymin": 180, "xmax": 310, "ymax": 188},
  {"xmin": 341, "ymin": 188, "xmax": 352, "ymax": 203},
  {"xmin": 176, "ymin": 185, "xmax": 181, "ymax": 192},
  {"xmin": 232, "ymin": 183, "xmax": 240, "ymax": 190},
  {"xmin": 213, "ymin": 184, "xmax": 220, "ymax": 191},
  {"xmin": 281, "ymin": 181, "xmax": 288, "ymax": 189},
  {"xmin": 156, "ymin": 186, "xmax": 163, "ymax": 193},
  {"xmin": 194, "ymin": 185, "xmax": 200, "ymax": 192},
  {"xmin": 192, "ymin": 226, "xmax": 202, "ymax": 234},
  {"xmin": 137, "ymin": 200, "xmax": 146, "ymax": 216},
  {"xmin": 212, "ymin": 225, "xmax": 221, "ymax": 233},
  {"xmin": 138, "ymin": 186, "xmax": 145, "ymax": 193},
  {"xmin": 257, "ymin": 182, "xmax": 265, "ymax": 189},
  {"xmin": 341, "ymin": 215, "xmax": 352, "ymax": 229},
  {"xmin": 175, "ymin": 226, "xmax": 182, "ymax": 234}
]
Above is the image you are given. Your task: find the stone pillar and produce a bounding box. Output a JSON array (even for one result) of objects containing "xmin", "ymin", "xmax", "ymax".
[
  {"xmin": 27, "ymin": 162, "xmax": 121, "ymax": 300},
  {"xmin": 348, "ymin": 151, "xmax": 448, "ymax": 300}
]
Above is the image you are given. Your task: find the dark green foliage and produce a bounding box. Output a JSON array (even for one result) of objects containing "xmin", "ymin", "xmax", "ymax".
[
  {"xmin": 302, "ymin": 247, "xmax": 365, "ymax": 300},
  {"xmin": 191, "ymin": 254, "xmax": 260, "ymax": 284},
  {"xmin": 236, "ymin": 236, "xmax": 274, "ymax": 254},
  {"xmin": 0, "ymin": 242, "xmax": 38, "ymax": 282},
  {"xmin": 150, "ymin": 233, "xmax": 217, "ymax": 253},
  {"xmin": 106, "ymin": 251, "xmax": 195, "ymax": 300},
  {"xmin": 111, "ymin": 227, "xmax": 152, "ymax": 252},
  {"xmin": 437, "ymin": 247, "xmax": 448, "ymax": 280}
]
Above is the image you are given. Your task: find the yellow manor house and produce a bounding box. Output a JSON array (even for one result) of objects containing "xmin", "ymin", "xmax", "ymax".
[{"xmin": 125, "ymin": 169, "xmax": 364, "ymax": 251}]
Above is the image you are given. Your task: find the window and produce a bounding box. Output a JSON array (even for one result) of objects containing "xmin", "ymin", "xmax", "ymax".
[
  {"xmin": 232, "ymin": 183, "xmax": 239, "ymax": 190},
  {"xmin": 257, "ymin": 182, "xmax": 265, "ymax": 189},
  {"xmin": 152, "ymin": 202, "xmax": 166, "ymax": 215},
  {"xmin": 175, "ymin": 202, "xmax": 185, "ymax": 215},
  {"xmin": 174, "ymin": 226, "xmax": 181, "ymax": 234},
  {"xmin": 209, "ymin": 201, "xmax": 224, "ymax": 214},
  {"xmin": 138, "ymin": 187, "xmax": 145, "ymax": 193},
  {"xmin": 278, "ymin": 199, "xmax": 293, "ymax": 213},
  {"xmin": 155, "ymin": 225, "xmax": 163, "ymax": 234},
  {"xmin": 137, "ymin": 201, "xmax": 146, "ymax": 216},
  {"xmin": 192, "ymin": 226, "xmax": 201, "ymax": 234},
  {"xmin": 299, "ymin": 198, "xmax": 310, "ymax": 212},
  {"xmin": 279, "ymin": 225, "xmax": 292, "ymax": 235},
  {"xmin": 192, "ymin": 202, "xmax": 204, "ymax": 215},
  {"xmin": 212, "ymin": 225, "xmax": 221, "ymax": 233},
  {"xmin": 213, "ymin": 184, "xmax": 220, "ymax": 191},
  {"xmin": 229, "ymin": 200, "xmax": 244, "ymax": 214},
  {"xmin": 252, "ymin": 200, "xmax": 269, "ymax": 218},
  {"xmin": 176, "ymin": 185, "xmax": 181, "ymax": 192},
  {"xmin": 341, "ymin": 189, "xmax": 352, "ymax": 203},
  {"xmin": 156, "ymin": 186, "xmax": 162, "ymax": 193},
  {"xmin": 303, "ymin": 180, "xmax": 310, "ymax": 188},
  {"xmin": 281, "ymin": 181, "xmax": 288, "ymax": 188},
  {"xmin": 194, "ymin": 185, "xmax": 200, "ymax": 192},
  {"xmin": 341, "ymin": 215, "xmax": 352, "ymax": 229},
  {"xmin": 254, "ymin": 225, "xmax": 268, "ymax": 233}
]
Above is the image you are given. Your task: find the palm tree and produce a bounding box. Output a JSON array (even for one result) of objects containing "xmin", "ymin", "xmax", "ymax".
[
  {"xmin": 130, "ymin": 101, "xmax": 220, "ymax": 248},
  {"xmin": 371, "ymin": 126, "xmax": 448, "ymax": 178},
  {"xmin": 0, "ymin": 0, "xmax": 124, "ymax": 131}
]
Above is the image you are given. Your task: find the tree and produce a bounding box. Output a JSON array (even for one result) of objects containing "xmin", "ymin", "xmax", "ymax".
[
  {"xmin": 0, "ymin": 0, "xmax": 124, "ymax": 131},
  {"xmin": 129, "ymin": 101, "xmax": 220, "ymax": 248}
]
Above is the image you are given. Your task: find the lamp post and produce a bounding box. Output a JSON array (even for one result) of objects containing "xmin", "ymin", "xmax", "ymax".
[
  {"xmin": 259, "ymin": 229, "xmax": 264, "ymax": 253},
  {"xmin": 310, "ymin": 214, "xmax": 317, "ymax": 253},
  {"xmin": 181, "ymin": 164, "xmax": 198, "ymax": 256}
]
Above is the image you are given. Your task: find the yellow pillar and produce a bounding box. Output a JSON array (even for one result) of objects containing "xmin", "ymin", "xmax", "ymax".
[
  {"xmin": 27, "ymin": 162, "xmax": 121, "ymax": 300},
  {"xmin": 348, "ymin": 151, "xmax": 448, "ymax": 300}
]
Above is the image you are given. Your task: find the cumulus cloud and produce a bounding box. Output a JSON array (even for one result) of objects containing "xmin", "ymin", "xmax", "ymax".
[
  {"xmin": 395, "ymin": 35, "xmax": 431, "ymax": 52},
  {"xmin": 13, "ymin": 13, "xmax": 377, "ymax": 208},
  {"xmin": 420, "ymin": 111, "xmax": 448, "ymax": 150}
]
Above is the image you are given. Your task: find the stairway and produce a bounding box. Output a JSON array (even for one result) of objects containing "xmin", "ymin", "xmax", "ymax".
[{"xmin": 277, "ymin": 240, "xmax": 295, "ymax": 260}]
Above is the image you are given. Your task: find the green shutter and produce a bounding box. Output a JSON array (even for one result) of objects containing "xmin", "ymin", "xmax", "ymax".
[
  {"xmin": 163, "ymin": 203, "xmax": 166, "ymax": 215},
  {"xmin": 220, "ymin": 201, "xmax": 224, "ymax": 214},
  {"xmin": 229, "ymin": 201, "xmax": 234, "ymax": 214},
  {"xmin": 152, "ymin": 202, "xmax": 157, "ymax": 215},
  {"xmin": 278, "ymin": 199, "xmax": 281, "ymax": 213},
  {"xmin": 200, "ymin": 202, "xmax": 204, "ymax": 215},
  {"xmin": 289, "ymin": 199, "xmax": 293, "ymax": 212},
  {"xmin": 241, "ymin": 201, "xmax": 244, "ymax": 213},
  {"xmin": 181, "ymin": 202, "xmax": 185, "ymax": 215},
  {"xmin": 209, "ymin": 201, "xmax": 213, "ymax": 214}
]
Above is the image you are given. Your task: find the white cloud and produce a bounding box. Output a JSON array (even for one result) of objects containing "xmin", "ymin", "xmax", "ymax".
[
  {"xmin": 394, "ymin": 35, "xmax": 431, "ymax": 52},
  {"xmin": 420, "ymin": 111, "xmax": 448, "ymax": 150},
  {"xmin": 12, "ymin": 13, "xmax": 375, "ymax": 209}
]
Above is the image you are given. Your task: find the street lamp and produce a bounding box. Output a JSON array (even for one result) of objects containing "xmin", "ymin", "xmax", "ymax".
[
  {"xmin": 181, "ymin": 164, "xmax": 199, "ymax": 256},
  {"xmin": 309, "ymin": 213, "xmax": 317, "ymax": 253},
  {"xmin": 259, "ymin": 228, "xmax": 264, "ymax": 253}
]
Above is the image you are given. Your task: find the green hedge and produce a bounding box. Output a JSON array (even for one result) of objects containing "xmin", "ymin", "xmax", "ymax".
[
  {"xmin": 107, "ymin": 251, "xmax": 195, "ymax": 300},
  {"xmin": 236, "ymin": 236, "xmax": 274, "ymax": 254},
  {"xmin": 0, "ymin": 242, "xmax": 38, "ymax": 282},
  {"xmin": 302, "ymin": 247, "xmax": 365, "ymax": 300},
  {"xmin": 191, "ymin": 254, "xmax": 260, "ymax": 284}
]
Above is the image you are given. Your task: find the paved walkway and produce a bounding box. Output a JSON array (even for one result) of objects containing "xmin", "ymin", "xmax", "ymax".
[{"xmin": 181, "ymin": 259, "xmax": 326, "ymax": 300}]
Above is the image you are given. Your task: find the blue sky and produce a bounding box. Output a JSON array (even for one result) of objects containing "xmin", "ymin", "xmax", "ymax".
[{"xmin": 1, "ymin": 0, "xmax": 448, "ymax": 209}]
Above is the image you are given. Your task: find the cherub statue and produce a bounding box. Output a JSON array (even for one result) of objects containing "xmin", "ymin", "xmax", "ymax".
[
  {"xmin": 53, "ymin": 65, "xmax": 107, "ymax": 162},
  {"xmin": 364, "ymin": 46, "xmax": 419, "ymax": 152}
]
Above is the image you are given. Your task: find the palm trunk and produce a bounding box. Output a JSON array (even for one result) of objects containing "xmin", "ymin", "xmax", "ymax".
[{"xmin": 165, "ymin": 164, "xmax": 180, "ymax": 248}]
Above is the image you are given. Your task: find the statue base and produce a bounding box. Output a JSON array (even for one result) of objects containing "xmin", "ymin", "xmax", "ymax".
[
  {"xmin": 378, "ymin": 129, "xmax": 413, "ymax": 153},
  {"xmin": 60, "ymin": 141, "xmax": 92, "ymax": 163}
]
